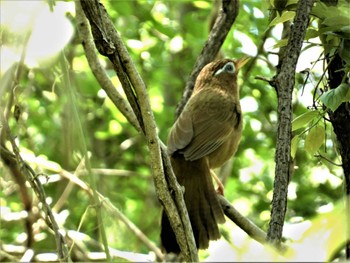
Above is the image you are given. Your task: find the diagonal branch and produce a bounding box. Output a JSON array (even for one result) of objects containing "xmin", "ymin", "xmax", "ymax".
[
  {"xmin": 176, "ymin": 0, "xmax": 240, "ymax": 117},
  {"xmin": 78, "ymin": 0, "xmax": 198, "ymax": 260},
  {"xmin": 75, "ymin": 5, "xmax": 141, "ymax": 133}
]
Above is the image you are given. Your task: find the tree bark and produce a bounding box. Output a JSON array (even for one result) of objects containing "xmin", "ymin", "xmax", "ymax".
[
  {"xmin": 267, "ymin": 0, "xmax": 315, "ymax": 247},
  {"xmin": 79, "ymin": 0, "xmax": 198, "ymax": 260},
  {"xmin": 326, "ymin": 52, "xmax": 350, "ymax": 259},
  {"xmin": 318, "ymin": 0, "xmax": 350, "ymax": 258}
]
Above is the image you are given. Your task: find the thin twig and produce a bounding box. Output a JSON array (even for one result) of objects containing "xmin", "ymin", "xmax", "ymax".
[
  {"xmin": 56, "ymin": 168, "xmax": 164, "ymax": 260},
  {"xmin": 218, "ymin": 195, "xmax": 266, "ymax": 243},
  {"xmin": 0, "ymin": 110, "xmax": 71, "ymax": 262},
  {"xmin": 218, "ymin": 195, "xmax": 287, "ymax": 252},
  {"xmin": 314, "ymin": 154, "xmax": 343, "ymax": 167},
  {"xmin": 66, "ymin": 230, "xmax": 154, "ymax": 262}
]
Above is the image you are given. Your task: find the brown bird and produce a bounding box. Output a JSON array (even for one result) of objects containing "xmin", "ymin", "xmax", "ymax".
[{"xmin": 161, "ymin": 57, "xmax": 249, "ymax": 253}]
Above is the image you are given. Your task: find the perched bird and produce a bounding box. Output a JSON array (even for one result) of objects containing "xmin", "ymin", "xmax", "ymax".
[{"xmin": 161, "ymin": 57, "xmax": 249, "ymax": 253}]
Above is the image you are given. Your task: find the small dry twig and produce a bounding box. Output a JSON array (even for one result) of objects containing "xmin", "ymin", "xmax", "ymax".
[{"xmin": 0, "ymin": 111, "xmax": 70, "ymax": 262}]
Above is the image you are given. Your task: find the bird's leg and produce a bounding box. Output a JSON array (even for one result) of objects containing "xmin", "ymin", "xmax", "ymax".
[{"xmin": 210, "ymin": 170, "xmax": 225, "ymax": 196}]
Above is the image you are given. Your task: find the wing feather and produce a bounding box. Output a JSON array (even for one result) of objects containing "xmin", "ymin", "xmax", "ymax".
[{"xmin": 167, "ymin": 89, "xmax": 240, "ymax": 161}]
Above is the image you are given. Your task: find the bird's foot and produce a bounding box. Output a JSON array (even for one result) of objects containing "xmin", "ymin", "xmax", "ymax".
[
  {"xmin": 210, "ymin": 170, "xmax": 225, "ymax": 196},
  {"xmin": 215, "ymin": 182, "xmax": 225, "ymax": 196}
]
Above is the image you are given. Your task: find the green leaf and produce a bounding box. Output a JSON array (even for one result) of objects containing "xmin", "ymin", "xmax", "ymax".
[
  {"xmin": 292, "ymin": 111, "xmax": 319, "ymax": 131},
  {"xmin": 322, "ymin": 15, "xmax": 350, "ymax": 28},
  {"xmin": 193, "ymin": 1, "xmax": 211, "ymax": 9},
  {"xmin": 269, "ymin": 11, "xmax": 295, "ymax": 27},
  {"xmin": 272, "ymin": 38, "xmax": 288, "ymax": 49},
  {"xmin": 291, "ymin": 135, "xmax": 300, "ymax": 159},
  {"xmin": 339, "ymin": 39, "xmax": 350, "ymax": 64},
  {"xmin": 312, "ymin": 2, "xmax": 339, "ymax": 20},
  {"xmin": 304, "ymin": 125, "xmax": 325, "ymax": 155},
  {"xmin": 319, "ymin": 83, "xmax": 350, "ymax": 111},
  {"xmin": 305, "ymin": 28, "xmax": 320, "ymax": 40},
  {"xmin": 321, "ymin": 25, "xmax": 350, "ymax": 40},
  {"xmin": 286, "ymin": 0, "xmax": 298, "ymax": 6}
]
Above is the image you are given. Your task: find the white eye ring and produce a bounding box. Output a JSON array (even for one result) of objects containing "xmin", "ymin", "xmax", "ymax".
[{"xmin": 214, "ymin": 62, "xmax": 236, "ymax": 76}]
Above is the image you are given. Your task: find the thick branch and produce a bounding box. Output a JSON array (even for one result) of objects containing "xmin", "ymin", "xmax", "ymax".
[
  {"xmin": 267, "ymin": 0, "xmax": 315, "ymax": 247},
  {"xmin": 176, "ymin": 0, "xmax": 240, "ymax": 117},
  {"xmin": 78, "ymin": 1, "xmax": 198, "ymax": 260},
  {"xmin": 326, "ymin": 50, "xmax": 350, "ymax": 260},
  {"xmin": 75, "ymin": 4, "xmax": 141, "ymax": 133}
]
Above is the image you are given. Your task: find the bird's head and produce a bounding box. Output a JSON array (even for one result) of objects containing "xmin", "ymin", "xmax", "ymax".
[{"xmin": 193, "ymin": 57, "xmax": 250, "ymax": 96}]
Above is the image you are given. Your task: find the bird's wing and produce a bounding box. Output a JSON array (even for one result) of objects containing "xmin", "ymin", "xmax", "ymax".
[
  {"xmin": 167, "ymin": 108, "xmax": 194, "ymax": 155},
  {"xmin": 167, "ymin": 90, "xmax": 240, "ymax": 161},
  {"xmin": 182, "ymin": 107, "xmax": 237, "ymax": 161}
]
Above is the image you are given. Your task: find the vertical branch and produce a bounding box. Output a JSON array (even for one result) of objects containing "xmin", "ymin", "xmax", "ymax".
[
  {"xmin": 267, "ymin": 0, "xmax": 315, "ymax": 247},
  {"xmin": 317, "ymin": 1, "xmax": 350, "ymax": 257}
]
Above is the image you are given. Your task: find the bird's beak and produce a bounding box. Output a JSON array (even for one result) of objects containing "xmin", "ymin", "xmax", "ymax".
[{"xmin": 235, "ymin": 56, "xmax": 251, "ymax": 70}]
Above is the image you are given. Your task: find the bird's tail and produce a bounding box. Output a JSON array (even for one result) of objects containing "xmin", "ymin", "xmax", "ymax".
[{"xmin": 160, "ymin": 153, "xmax": 225, "ymax": 253}]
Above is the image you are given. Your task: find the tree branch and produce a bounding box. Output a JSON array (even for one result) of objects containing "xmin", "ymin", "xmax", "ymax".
[
  {"xmin": 75, "ymin": 2, "xmax": 141, "ymax": 133},
  {"xmin": 267, "ymin": 0, "xmax": 315, "ymax": 247},
  {"xmin": 218, "ymin": 195, "xmax": 288, "ymax": 252},
  {"xmin": 78, "ymin": 1, "xmax": 198, "ymax": 260},
  {"xmin": 218, "ymin": 196, "xmax": 266, "ymax": 244},
  {"xmin": 176, "ymin": 0, "xmax": 240, "ymax": 117},
  {"xmin": 42, "ymin": 164, "xmax": 162, "ymax": 260}
]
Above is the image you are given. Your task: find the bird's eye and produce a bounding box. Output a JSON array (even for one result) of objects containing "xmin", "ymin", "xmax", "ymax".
[
  {"xmin": 214, "ymin": 62, "xmax": 235, "ymax": 76},
  {"xmin": 224, "ymin": 63, "xmax": 235, "ymax": 73}
]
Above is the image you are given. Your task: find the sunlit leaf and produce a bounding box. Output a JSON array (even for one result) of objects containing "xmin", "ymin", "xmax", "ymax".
[
  {"xmin": 304, "ymin": 125, "xmax": 324, "ymax": 155},
  {"xmin": 292, "ymin": 111, "xmax": 319, "ymax": 131},
  {"xmin": 193, "ymin": 1, "xmax": 211, "ymax": 9},
  {"xmin": 305, "ymin": 28, "xmax": 320, "ymax": 40},
  {"xmin": 269, "ymin": 11, "xmax": 295, "ymax": 27},
  {"xmin": 272, "ymin": 38, "xmax": 288, "ymax": 49}
]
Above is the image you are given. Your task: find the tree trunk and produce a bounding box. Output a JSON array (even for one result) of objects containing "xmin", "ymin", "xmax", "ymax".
[{"xmin": 326, "ymin": 52, "xmax": 350, "ymax": 259}]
